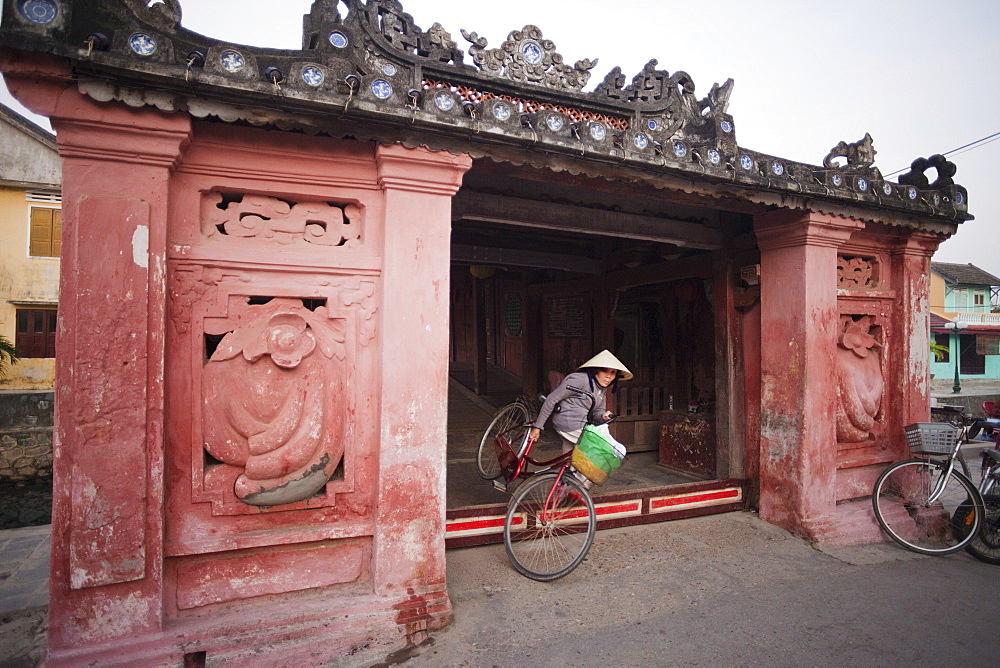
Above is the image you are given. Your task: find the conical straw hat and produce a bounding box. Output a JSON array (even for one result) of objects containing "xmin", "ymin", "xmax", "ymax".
[{"xmin": 578, "ymin": 350, "xmax": 633, "ymax": 381}]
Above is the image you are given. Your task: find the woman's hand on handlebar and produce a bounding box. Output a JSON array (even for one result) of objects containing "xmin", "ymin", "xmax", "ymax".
[
  {"xmin": 529, "ymin": 427, "xmax": 541, "ymax": 442},
  {"xmin": 602, "ymin": 411, "xmax": 617, "ymax": 424}
]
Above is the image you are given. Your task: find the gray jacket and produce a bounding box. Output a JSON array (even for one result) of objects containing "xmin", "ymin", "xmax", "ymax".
[{"xmin": 533, "ymin": 371, "xmax": 607, "ymax": 434}]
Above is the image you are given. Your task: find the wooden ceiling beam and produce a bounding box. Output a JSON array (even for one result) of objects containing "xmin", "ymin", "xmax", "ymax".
[
  {"xmin": 452, "ymin": 191, "xmax": 724, "ymax": 250},
  {"xmin": 451, "ymin": 243, "xmax": 603, "ymax": 274}
]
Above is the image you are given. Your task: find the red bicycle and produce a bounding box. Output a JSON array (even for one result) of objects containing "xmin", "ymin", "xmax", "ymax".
[{"xmin": 493, "ymin": 422, "xmax": 597, "ymax": 581}]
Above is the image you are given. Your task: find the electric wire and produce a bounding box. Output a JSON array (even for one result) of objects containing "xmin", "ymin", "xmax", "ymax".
[{"xmin": 884, "ymin": 131, "xmax": 1000, "ymax": 178}]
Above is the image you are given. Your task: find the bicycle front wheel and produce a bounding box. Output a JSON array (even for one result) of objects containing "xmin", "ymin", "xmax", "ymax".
[
  {"xmin": 504, "ymin": 473, "xmax": 596, "ymax": 581},
  {"xmin": 872, "ymin": 459, "xmax": 982, "ymax": 555},
  {"xmin": 961, "ymin": 494, "xmax": 1000, "ymax": 565},
  {"xmin": 477, "ymin": 401, "xmax": 530, "ymax": 480}
]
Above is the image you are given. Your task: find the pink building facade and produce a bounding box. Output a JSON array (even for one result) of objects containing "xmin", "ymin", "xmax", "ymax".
[{"xmin": 0, "ymin": 0, "xmax": 970, "ymax": 664}]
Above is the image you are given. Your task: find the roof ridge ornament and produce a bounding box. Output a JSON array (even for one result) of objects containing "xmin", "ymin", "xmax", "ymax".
[
  {"xmin": 898, "ymin": 154, "xmax": 957, "ymax": 190},
  {"xmin": 823, "ymin": 133, "xmax": 877, "ymax": 172},
  {"xmin": 460, "ymin": 25, "xmax": 598, "ymax": 92}
]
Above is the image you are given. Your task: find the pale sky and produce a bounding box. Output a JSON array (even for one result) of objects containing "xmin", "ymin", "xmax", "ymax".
[{"xmin": 4, "ymin": 0, "xmax": 998, "ymax": 278}]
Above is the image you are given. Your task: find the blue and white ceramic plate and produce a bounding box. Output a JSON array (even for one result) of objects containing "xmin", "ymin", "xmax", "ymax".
[
  {"xmin": 434, "ymin": 91, "xmax": 455, "ymax": 111},
  {"xmin": 19, "ymin": 0, "xmax": 58, "ymax": 24},
  {"xmin": 129, "ymin": 33, "xmax": 156, "ymax": 56},
  {"xmin": 221, "ymin": 50, "xmax": 245, "ymax": 73},
  {"xmin": 371, "ymin": 79, "xmax": 393, "ymax": 99},
  {"xmin": 521, "ymin": 41, "xmax": 543, "ymax": 65},
  {"xmin": 589, "ymin": 124, "xmax": 606, "ymax": 141},
  {"xmin": 302, "ymin": 66, "xmax": 325, "ymax": 87},
  {"xmin": 329, "ymin": 31, "xmax": 349, "ymax": 48}
]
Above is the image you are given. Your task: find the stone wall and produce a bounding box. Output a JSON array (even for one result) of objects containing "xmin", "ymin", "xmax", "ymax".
[{"xmin": 0, "ymin": 392, "xmax": 53, "ymax": 528}]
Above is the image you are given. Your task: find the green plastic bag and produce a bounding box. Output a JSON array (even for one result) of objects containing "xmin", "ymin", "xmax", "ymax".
[{"xmin": 572, "ymin": 424, "xmax": 625, "ymax": 485}]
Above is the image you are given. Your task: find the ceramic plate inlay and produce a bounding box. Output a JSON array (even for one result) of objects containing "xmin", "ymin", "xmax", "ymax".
[
  {"xmin": 589, "ymin": 124, "xmax": 606, "ymax": 141},
  {"xmin": 882, "ymin": 182, "xmax": 893, "ymax": 196},
  {"xmin": 522, "ymin": 41, "xmax": 543, "ymax": 65},
  {"xmin": 832, "ymin": 173, "xmax": 843, "ymax": 186},
  {"xmin": 382, "ymin": 63, "xmax": 397, "ymax": 76},
  {"xmin": 493, "ymin": 103, "xmax": 511, "ymax": 121},
  {"xmin": 301, "ymin": 66, "xmax": 325, "ymax": 87},
  {"xmin": 955, "ymin": 191, "xmax": 965, "ymax": 205},
  {"xmin": 371, "ymin": 79, "xmax": 393, "ymax": 99},
  {"xmin": 857, "ymin": 177, "xmax": 868, "ymax": 191},
  {"xmin": 434, "ymin": 91, "xmax": 454, "ymax": 111},
  {"xmin": 771, "ymin": 162, "xmax": 783, "ymax": 176},
  {"xmin": 933, "ymin": 192, "xmax": 940, "ymax": 205},
  {"xmin": 707, "ymin": 149, "xmax": 721, "ymax": 164},
  {"xmin": 546, "ymin": 115, "xmax": 564, "ymax": 132},
  {"xmin": 129, "ymin": 32, "xmax": 156, "ymax": 56},
  {"xmin": 720, "ymin": 120, "xmax": 733, "ymax": 133},
  {"xmin": 907, "ymin": 186, "xmax": 918, "ymax": 200},
  {"xmin": 647, "ymin": 120, "xmax": 658, "ymax": 131},
  {"xmin": 221, "ymin": 50, "xmax": 245, "ymax": 73},
  {"xmin": 740, "ymin": 154, "xmax": 753, "ymax": 170},
  {"xmin": 673, "ymin": 141, "xmax": 687, "ymax": 158},
  {"xmin": 18, "ymin": 0, "xmax": 57, "ymax": 24},
  {"xmin": 329, "ymin": 31, "xmax": 348, "ymax": 48},
  {"xmin": 633, "ymin": 133, "xmax": 649, "ymax": 150}
]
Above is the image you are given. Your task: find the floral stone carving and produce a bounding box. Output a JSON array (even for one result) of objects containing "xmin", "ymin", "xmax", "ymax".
[
  {"xmin": 202, "ymin": 193, "xmax": 362, "ymax": 247},
  {"xmin": 835, "ymin": 315, "xmax": 884, "ymax": 444},
  {"xmin": 461, "ymin": 25, "xmax": 597, "ymax": 91},
  {"xmin": 202, "ymin": 298, "xmax": 347, "ymax": 506}
]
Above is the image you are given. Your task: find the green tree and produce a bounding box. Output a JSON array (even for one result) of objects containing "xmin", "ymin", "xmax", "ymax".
[{"xmin": 0, "ymin": 334, "xmax": 19, "ymax": 379}]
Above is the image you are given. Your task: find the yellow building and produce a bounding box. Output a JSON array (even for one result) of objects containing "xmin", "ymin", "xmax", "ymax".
[{"xmin": 0, "ymin": 103, "xmax": 61, "ymax": 389}]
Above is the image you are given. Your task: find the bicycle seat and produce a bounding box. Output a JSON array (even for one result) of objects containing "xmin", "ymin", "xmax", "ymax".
[{"xmin": 984, "ymin": 449, "xmax": 1000, "ymax": 465}]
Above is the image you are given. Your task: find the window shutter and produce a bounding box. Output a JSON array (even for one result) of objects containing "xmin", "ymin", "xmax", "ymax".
[
  {"xmin": 52, "ymin": 209, "xmax": 62, "ymax": 257},
  {"xmin": 976, "ymin": 333, "xmax": 1000, "ymax": 356},
  {"xmin": 29, "ymin": 207, "xmax": 53, "ymax": 256}
]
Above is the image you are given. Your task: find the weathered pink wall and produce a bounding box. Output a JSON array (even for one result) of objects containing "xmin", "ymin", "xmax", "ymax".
[
  {"xmin": 4, "ymin": 54, "xmax": 471, "ymax": 665},
  {"xmin": 754, "ymin": 210, "xmax": 940, "ymax": 543}
]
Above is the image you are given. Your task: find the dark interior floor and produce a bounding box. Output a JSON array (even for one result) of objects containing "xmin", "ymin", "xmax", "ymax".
[{"xmin": 446, "ymin": 367, "xmax": 706, "ymax": 509}]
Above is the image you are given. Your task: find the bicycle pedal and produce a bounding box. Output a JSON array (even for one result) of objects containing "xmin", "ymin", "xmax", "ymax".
[{"xmin": 492, "ymin": 479, "xmax": 507, "ymax": 493}]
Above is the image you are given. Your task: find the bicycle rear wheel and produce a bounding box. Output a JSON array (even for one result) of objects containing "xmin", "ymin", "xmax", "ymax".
[
  {"xmin": 872, "ymin": 459, "xmax": 982, "ymax": 555},
  {"xmin": 961, "ymin": 494, "xmax": 1000, "ymax": 565},
  {"xmin": 477, "ymin": 401, "xmax": 530, "ymax": 480},
  {"xmin": 504, "ymin": 473, "xmax": 595, "ymax": 581}
]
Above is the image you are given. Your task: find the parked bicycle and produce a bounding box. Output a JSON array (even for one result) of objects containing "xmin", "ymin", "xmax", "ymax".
[{"xmin": 871, "ymin": 405, "xmax": 995, "ymax": 560}]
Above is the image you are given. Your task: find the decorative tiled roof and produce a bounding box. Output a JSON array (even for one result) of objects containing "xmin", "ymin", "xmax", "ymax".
[
  {"xmin": 931, "ymin": 262, "xmax": 1000, "ymax": 287},
  {"xmin": 0, "ymin": 0, "xmax": 971, "ymax": 230}
]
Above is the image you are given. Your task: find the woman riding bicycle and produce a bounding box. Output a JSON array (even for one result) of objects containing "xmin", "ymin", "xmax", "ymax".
[{"xmin": 528, "ymin": 350, "xmax": 633, "ymax": 456}]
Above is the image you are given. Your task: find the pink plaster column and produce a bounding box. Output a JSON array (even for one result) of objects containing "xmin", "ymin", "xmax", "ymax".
[
  {"xmin": 885, "ymin": 233, "xmax": 942, "ymax": 454},
  {"xmin": 4, "ymin": 59, "xmax": 192, "ymax": 657},
  {"xmin": 374, "ymin": 145, "xmax": 472, "ymax": 632},
  {"xmin": 754, "ymin": 210, "xmax": 864, "ymax": 538}
]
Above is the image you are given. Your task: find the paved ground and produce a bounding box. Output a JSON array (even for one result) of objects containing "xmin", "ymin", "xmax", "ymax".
[
  {"xmin": 3, "ymin": 512, "xmax": 998, "ymax": 667},
  {"xmin": 411, "ymin": 512, "xmax": 1000, "ymax": 667}
]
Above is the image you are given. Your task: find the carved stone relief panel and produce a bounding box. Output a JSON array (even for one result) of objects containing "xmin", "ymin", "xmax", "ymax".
[
  {"xmin": 837, "ymin": 254, "xmax": 880, "ymax": 290},
  {"xmin": 202, "ymin": 297, "xmax": 346, "ymax": 507},
  {"xmin": 168, "ymin": 265, "xmax": 378, "ymax": 516},
  {"xmin": 200, "ymin": 192, "xmax": 363, "ymax": 247},
  {"xmin": 835, "ymin": 314, "xmax": 885, "ymax": 445}
]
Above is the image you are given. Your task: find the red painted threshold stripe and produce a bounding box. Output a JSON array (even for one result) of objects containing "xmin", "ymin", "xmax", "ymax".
[
  {"xmin": 649, "ymin": 488, "xmax": 741, "ymax": 512},
  {"xmin": 595, "ymin": 500, "xmax": 642, "ymax": 519},
  {"xmin": 446, "ymin": 514, "xmax": 523, "ymax": 538}
]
